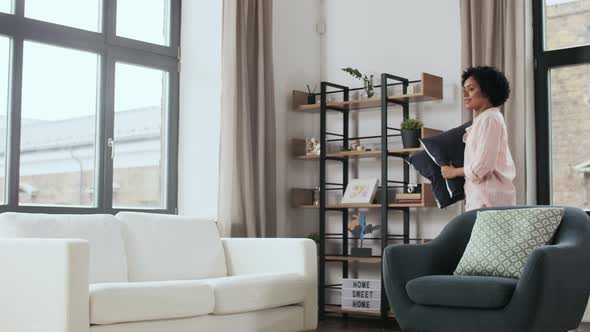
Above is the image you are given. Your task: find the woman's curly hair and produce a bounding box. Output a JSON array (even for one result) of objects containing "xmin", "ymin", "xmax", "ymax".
[{"xmin": 462, "ymin": 66, "xmax": 510, "ymax": 107}]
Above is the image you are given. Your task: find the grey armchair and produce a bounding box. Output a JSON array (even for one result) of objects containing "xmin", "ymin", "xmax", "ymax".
[{"xmin": 383, "ymin": 206, "xmax": 590, "ymax": 332}]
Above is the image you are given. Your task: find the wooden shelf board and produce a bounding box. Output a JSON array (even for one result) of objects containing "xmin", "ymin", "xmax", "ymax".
[
  {"xmin": 294, "ymin": 97, "xmax": 382, "ymax": 113},
  {"xmin": 295, "ymin": 154, "xmax": 320, "ymax": 160},
  {"xmin": 296, "ymin": 183, "xmax": 437, "ymax": 209},
  {"xmin": 298, "ymin": 202, "xmax": 428, "ymax": 209},
  {"xmin": 388, "ymin": 93, "xmax": 440, "ymax": 103},
  {"xmin": 325, "ymin": 255, "xmax": 382, "ymax": 263},
  {"xmin": 292, "ymin": 73, "xmax": 442, "ymax": 112},
  {"xmin": 294, "ymin": 147, "xmax": 423, "ymax": 160},
  {"xmin": 324, "ymin": 305, "xmax": 395, "ymax": 318}
]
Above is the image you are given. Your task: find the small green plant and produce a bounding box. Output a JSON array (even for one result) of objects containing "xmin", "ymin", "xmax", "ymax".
[
  {"xmin": 306, "ymin": 232, "xmax": 320, "ymax": 244},
  {"xmin": 341, "ymin": 67, "xmax": 375, "ymax": 97},
  {"xmin": 400, "ymin": 118, "xmax": 423, "ymax": 131}
]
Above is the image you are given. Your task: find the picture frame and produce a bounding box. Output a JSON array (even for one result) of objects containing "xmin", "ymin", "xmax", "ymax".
[{"xmin": 341, "ymin": 178, "xmax": 379, "ymax": 204}]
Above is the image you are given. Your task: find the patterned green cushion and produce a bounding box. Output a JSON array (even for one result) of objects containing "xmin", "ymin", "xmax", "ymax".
[{"xmin": 454, "ymin": 208, "xmax": 565, "ymax": 279}]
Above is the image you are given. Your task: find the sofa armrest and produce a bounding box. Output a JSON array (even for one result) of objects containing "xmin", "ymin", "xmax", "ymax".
[
  {"xmin": 508, "ymin": 243, "xmax": 590, "ymax": 331},
  {"xmin": 221, "ymin": 238, "xmax": 317, "ymax": 330},
  {"xmin": 0, "ymin": 239, "xmax": 90, "ymax": 332}
]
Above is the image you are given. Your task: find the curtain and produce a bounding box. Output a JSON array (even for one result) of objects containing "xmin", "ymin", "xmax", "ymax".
[
  {"xmin": 218, "ymin": 0, "xmax": 277, "ymax": 237},
  {"xmin": 460, "ymin": 0, "xmax": 536, "ymax": 205}
]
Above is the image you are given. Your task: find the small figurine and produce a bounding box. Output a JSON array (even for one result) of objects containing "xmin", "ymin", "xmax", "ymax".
[
  {"xmin": 349, "ymin": 139, "xmax": 361, "ymax": 151},
  {"xmin": 349, "ymin": 212, "xmax": 380, "ymax": 257}
]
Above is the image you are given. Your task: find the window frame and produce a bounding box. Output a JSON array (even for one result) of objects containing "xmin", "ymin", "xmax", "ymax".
[
  {"xmin": 533, "ymin": 0, "xmax": 590, "ymax": 213},
  {"xmin": 0, "ymin": 0, "xmax": 180, "ymax": 214}
]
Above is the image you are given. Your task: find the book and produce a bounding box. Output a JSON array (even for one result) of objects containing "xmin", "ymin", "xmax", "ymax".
[
  {"xmin": 395, "ymin": 199, "xmax": 422, "ymax": 204},
  {"xmin": 396, "ymin": 193, "xmax": 421, "ymax": 200}
]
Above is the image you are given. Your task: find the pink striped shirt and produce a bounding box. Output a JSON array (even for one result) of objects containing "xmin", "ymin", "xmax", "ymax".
[{"xmin": 463, "ymin": 107, "xmax": 516, "ymax": 211}]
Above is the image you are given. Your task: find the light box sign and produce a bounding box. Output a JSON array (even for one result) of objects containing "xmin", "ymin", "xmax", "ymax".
[{"xmin": 342, "ymin": 278, "xmax": 381, "ymax": 312}]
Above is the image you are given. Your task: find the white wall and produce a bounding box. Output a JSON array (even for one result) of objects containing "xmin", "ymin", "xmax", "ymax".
[{"xmin": 178, "ymin": 0, "xmax": 222, "ymax": 218}]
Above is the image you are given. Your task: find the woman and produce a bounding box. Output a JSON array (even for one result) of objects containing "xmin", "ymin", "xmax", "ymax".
[{"xmin": 441, "ymin": 66, "xmax": 516, "ymax": 211}]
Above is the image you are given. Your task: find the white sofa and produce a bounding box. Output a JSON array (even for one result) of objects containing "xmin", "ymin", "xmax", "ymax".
[{"xmin": 0, "ymin": 212, "xmax": 317, "ymax": 332}]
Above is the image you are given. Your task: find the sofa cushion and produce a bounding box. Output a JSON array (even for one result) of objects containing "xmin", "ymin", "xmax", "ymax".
[
  {"xmin": 0, "ymin": 212, "xmax": 127, "ymax": 283},
  {"xmin": 204, "ymin": 273, "xmax": 306, "ymax": 315},
  {"xmin": 406, "ymin": 275, "xmax": 517, "ymax": 309},
  {"xmin": 454, "ymin": 208, "xmax": 564, "ymax": 279},
  {"xmin": 116, "ymin": 212, "xmax": 227, "ymax": 282},
  {"xmin": 90, "ymin": 280, "xmax": 214, "ymax": 325}
]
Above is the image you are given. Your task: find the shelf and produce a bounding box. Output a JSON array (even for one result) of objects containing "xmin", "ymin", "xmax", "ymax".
[
  {"xmin": 294, "ymin": 96, "xmax": 382, "ymax": 113},
  {"xmin": 292, "ymin": 128, "xmax": 442, "ymax": 160},
  {"xmin": 296, "ymin": 183, "xmax": 437, "ymax": 209},
  {"xmin": 300, "ymin": 202, "xmax": 427, "ymax": 209},
  {"xmin": 294, "ymin": 72, "xmax": 443, "ymax": 321},
  {"xmin": 324, "ymin": 305, "xmax": 395, "ymax": 318},
  {"xmin": 325, "ymin": 255, "xmax": 382, "ymax": 263},
  {"xmin": 295, "ymin": 148, "xmax": 422, "ymax": 160},
  {"xmin": 388, "ymin": 73, "xmax": 443, "ymax": 103},
  {"xmin": 292, "ymin": 72, "xmax": 442, "ymax": 113}
]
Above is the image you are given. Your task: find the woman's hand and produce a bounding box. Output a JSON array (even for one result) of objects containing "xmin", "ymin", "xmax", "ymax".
[{"xmin": 441, "ymin": 164, "xmax": 458, "ymax": 179}]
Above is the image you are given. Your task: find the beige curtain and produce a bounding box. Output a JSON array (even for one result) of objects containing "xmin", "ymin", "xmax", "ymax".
[
  {"xmin": 218, "ymin": 0, "xmax": 277, "ymax": 237},
  {"xmin": 461, "ymin": 0, "xmax": 536, "ymax": 205}
]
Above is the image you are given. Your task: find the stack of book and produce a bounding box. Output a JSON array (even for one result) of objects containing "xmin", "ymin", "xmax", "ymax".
[
  {"xmin": 395, "ymin": 192, "xmax": 422, "ymax": 204},
  {"xmin": 341, "ymin": 278, "xmax": 381, "ymax": 312}
]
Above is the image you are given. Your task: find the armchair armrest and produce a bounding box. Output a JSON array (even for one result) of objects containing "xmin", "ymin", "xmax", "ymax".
[
  {"xmin": 383, "ymin": 215, "xmax": 474, "ymax": 321},
  {"xmin": 0, "ymin": 239, "xmax": 90, "ymax": 332},
  {"xmin": 509, "ymin": 243, "xmax": 590, "ymax": 331},
  {"xmin": 221, "ymin": 238, "xmax": 317, "ymax": 330}
]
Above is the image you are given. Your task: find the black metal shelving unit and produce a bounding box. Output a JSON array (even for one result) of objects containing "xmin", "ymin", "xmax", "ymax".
[{"xmin": 317, "ymin": 73, "xmax": 416, "ymax": 321}]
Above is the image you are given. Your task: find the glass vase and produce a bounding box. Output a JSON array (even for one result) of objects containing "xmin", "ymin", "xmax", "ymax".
[{"xmin": 364, "ymin": 75, "xmax": 375, "ymax": 98}]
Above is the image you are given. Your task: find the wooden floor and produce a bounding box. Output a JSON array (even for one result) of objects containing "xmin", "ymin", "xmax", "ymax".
[{"xmin": 315, "ymin": 318, "xmax": 590, "ymax": 331}]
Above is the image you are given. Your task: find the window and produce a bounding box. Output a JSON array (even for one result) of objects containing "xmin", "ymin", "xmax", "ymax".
[
  {"xmin": 543, "ymin": 0, "xmax": 590, "ymax": 50},
  {"xmin": 533, "ymin": 0, "xmax": 590, "ymax": 210},
  {"xmin": 25, "ymin": 0, "xmax": 102, "ymax": 32},
  {"xmin": 0, "ymin": 0, "xmax": 180, "ymax": 213},
  {"xmin": 548, "ymin": 64, "xmax": 590, "ymax": 209},
  {"xmin": 116, "ymin": 0, "xmax": 170, "ymax": 46},
  {"xmin": 113, "ymin": 62, "xmax": 168, "ymax": 208},
  {"xmin": 0, "ymin": 36, "xmax": 10, "ymax": 204},
  {"xmin": 20, "ymin": 41, "xmax": 100, "ymax": 207},
  {"xmin": 0, "ymin": 0, "xmax": 12, "ymax": 14}
]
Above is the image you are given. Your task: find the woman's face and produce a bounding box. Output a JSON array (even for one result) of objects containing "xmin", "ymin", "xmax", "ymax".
[{"xmin": 463, "ymin": 76, "xmax": 491, "ymax": 111}]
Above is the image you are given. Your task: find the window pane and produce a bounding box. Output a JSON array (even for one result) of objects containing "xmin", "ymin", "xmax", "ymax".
[
  {"xmin": 25, "ymin": 0, "xmax": 102, "ymax": 32},
  {"xmin": 0, "ymin": 36, "xmax": 10, "ymax": 204},
  {"xmin": 0, "ymin": 0, "xmax": 12, "ymax": 14},
  {"xmin": 544, "ymin": 0, "xmax": 590, "ymax": 50},
  {"xmin": 550, "ymin": 64, "xmax": 590, "ymax": 209},
  {"xmin": 116, "ymin": 0, "xmax": 170, "ymax": 46},
  {"xmin": 113, "ymin": 63, "xmax": 168, "ymax": 209},
  {"xmin": 20, "ymin": 41, "xmax": 99, "ymax": 207}
]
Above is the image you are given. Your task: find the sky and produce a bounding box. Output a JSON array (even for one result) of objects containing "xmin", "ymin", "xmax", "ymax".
[{"xmin": 0, "ymin": 0, "xmax": 169, "ymax": 121}]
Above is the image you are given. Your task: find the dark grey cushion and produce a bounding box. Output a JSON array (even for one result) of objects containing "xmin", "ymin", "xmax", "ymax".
[
  {"xmin": 406, "ymin": 275, "xmax": 518, "ymax": 309},
  {"xmin": 406, "ymin": 151, "xmax": 463, "ymax": 208},
  {"xmin": 420, "ymin": 121, "xmax": 472, "ymax": 199}
]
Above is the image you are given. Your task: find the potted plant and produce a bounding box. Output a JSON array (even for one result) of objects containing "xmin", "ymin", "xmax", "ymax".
[
  {"xmin": 400, "ymin": 118, "xmax": 423, "ymax": 148},
  {"xmin": 341, "ymin": 67, "xmax": 375, "ymax": 98}
]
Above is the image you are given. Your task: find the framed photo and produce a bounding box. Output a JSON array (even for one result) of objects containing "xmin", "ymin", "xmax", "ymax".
[{"xmin": 341, "ymin": 178, "xmax": 378, "ymax": 204}]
